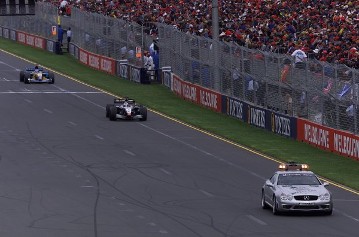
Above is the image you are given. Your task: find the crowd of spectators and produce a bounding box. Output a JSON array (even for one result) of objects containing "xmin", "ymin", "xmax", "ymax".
[{"xmin": 47, "ymin": 0, "xmax": 358, "ymax": 68}]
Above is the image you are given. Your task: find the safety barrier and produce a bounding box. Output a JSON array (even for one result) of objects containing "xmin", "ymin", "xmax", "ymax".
[{"xmin": 0, "ymin": 26, "xmax": 357, "ymax": 161}]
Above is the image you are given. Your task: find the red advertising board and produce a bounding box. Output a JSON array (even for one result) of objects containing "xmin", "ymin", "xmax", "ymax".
[
  {"xmin": 17, "ymin": 32, "xmax": 26, "ymax": 44},
  {"xmin": 78, "ymin": 49, "xmax": 115, "ymax": 75},
  {"xmin": 16, "ymin": 31, "xmax": 45, "ymax": 49},
  {"xmin": 297, "ymin": 118, "xmax": 359, "ymax": 161},
  {"xmin": 79, "ymin": 49, "xmax": 88, "ymax": 65},
  {"xmin": 171, "ymin": 75, "xmax": 222, "ymax": 112}
]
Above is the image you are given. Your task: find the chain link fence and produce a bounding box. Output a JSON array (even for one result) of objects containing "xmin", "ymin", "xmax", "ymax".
[
  {"xmin": 0, "ymin": 2, "xmax": 57, "ymax": 38},
  {"xmin": 0, "ymin": 2, "xmax": 358, "ymax": 134}
]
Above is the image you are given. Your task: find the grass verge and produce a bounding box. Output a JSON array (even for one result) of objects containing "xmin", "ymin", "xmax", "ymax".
[{"xmin": 0, "ymin": 38, "xmax": 358, "ymax": 191}]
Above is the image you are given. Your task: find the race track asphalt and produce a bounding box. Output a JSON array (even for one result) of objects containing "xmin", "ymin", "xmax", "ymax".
[{"xmin": 0, "ymin": 51, "xmax": 358, "ymax": 237}]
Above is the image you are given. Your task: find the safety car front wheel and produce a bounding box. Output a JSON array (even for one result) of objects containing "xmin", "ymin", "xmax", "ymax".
[
  {"xmin": 323, "ymin": 208, "xmax": 333, "ymax": 216},
  {"xmin": 272, "ymin": 196, "xmax": 280, "ymax": 215}
]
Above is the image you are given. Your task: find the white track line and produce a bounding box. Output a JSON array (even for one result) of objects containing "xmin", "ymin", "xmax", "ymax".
[
  {"xmin": 123, "ymin": 150, "xmax": 135, "ymax": 156},
  {"xmin": 43, "ymin": 109, "xmax": 53, "ymax": 114},
  {"xmin": 159, "ymin": 168, "xmax": 172, "ymax": 175},
  {"xmin": 334, "ymin": 209, "xmax": 359, "ymax": 222},
  {"xmin": 139, "ymin": 123, "xmax": 267, "ymax": 181},
  {"xmin": 71, "ymin": 93, "xmax": 105, "ymax": 109},
  {"xmin": 246, "ymin": 215, "xmax": 267, "ymax": 225},
  {"xmin": 95, "ymin": 135, "xmax": 104, "ymax": 140},
  {"xmin": 0, "ymin": 60, "xmax": 20, "ymax": 70},
  {"xmin": 68, "ymin": 121, "xmax": 77, "ymax": 126},
  {"xmin": 199, "ymin": 189, "xmax": 214, "ymax": 197}
]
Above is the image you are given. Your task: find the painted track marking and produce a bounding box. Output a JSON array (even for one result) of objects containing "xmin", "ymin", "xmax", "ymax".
[
  {"xmin": 44, "ymin": 108, "xmax": 53, "ymax": 114},
  {"xmin": 159, "ymin": 168, "xmax": 171, "ymax": 175},
  {"xmin": 246, "ymin": 215, "xmax": 267, "ymax": 225},
  {"xmin": 139, "ymin": 123, "xmax": 267, "ymax": 180},
  {"xmin": 334, "ymin": 209, "xmax": 359, "ymax": 222},
  {"xmin": 199, "ymin": 189, "xmax": 214, "ymax": 197},
  {"xmin": 95, "ymin": 135, "xmax": 104, "ymax": 140},
  {"xmin": 124, "ymin": 150, "xmax": 135, "ymax": 156},
  {"xmin": 68, "ymin": 121, "xmax": 77, "ymax": 126}
]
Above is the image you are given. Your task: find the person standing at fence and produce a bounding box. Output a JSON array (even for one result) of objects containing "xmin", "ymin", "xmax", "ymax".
[
  {"xmin": 247, "ymin": 76, "xmax": 258, "ymax": 104},
  {"xmin": 291, "ymin": 47, "xmax": 307, "ymax": 69},
  {"xmin": 143, "ymin": 51, "xmax": 154, "ymax": 80},
  {"xmin": 149, "ymin": 39, "xmax": 159, "ymax": 81},
  {"xmin": 257, "ymin": 80, "xmax": 266, "ymax": 106},
  {"xmin": 232, "ymin": 67, "xmax": 241, "ymax": 98},
  {"xmin": 57, "ymin": 25, "xmax": 64, "ymax": 46},
  {"xmin": 299, "ymin": 91, "xmax": 308, "ymax": 117},
  {"xmin": 59, "ymin": 0, "xmax": 68, "ymax": 15},
  {"xmin": 280, "ymin": 58, "xmax": 291, "ymax": 82},
  {"xmin": 346, "ymin": 104, "xmax": 355, "ymax": 132},
  {"xmin": 66, "ymin": 27, "xmax": 72, "ymax": 52},
  {"xmin": 284, "ymin": 93, "xmax": 293, "ymax": 115}
]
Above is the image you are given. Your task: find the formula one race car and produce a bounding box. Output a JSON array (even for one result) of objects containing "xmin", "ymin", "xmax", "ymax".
[
  {"xmin": 20, "ymin": 66, "xmax": 55, "ymax": 84},
  {"xmin": 106, "ymin": 97, "xmax": 147, "ymax": 121}
]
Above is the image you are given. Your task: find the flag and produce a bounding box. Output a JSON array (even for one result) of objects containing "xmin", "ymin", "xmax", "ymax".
[
  {"xmin": 280, "ymin": 65, "xmax": 290, "ymax": 82},
  {"xmin": 338, "ymin": 83, "xmax": 351, "ymax": 98},
  {"xmin": 323, "ymin": 79, "xmax": 333, "ymax": 94}
]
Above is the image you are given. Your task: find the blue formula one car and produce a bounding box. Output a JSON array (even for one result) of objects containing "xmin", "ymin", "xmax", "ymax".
[{"xmin": 20, "ymin": 66, "xmax": 55, "ymax": 84}]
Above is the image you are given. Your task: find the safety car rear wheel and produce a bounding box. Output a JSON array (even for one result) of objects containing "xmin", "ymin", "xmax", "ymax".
[
  {"xmin": 261, "ymin": 191, "xmax": 269, "ymax": 209},
  {"xmin": 109, "ymin": 106, "xmax": 117, "ymax": 121}
]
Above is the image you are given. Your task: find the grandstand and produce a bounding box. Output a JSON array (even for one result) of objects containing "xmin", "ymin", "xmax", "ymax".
[{"xmin": 48, "ymin": 0, "xmax": 358, "ymax": 68}]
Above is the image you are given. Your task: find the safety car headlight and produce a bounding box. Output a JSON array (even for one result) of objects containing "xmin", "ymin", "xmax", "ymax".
[
  {"xmin": 280, "ymin": 193, "xmax": 293, "ymax": 201},
  {"xmin": 319, "ymin": 193, "xmax": 330, "ymax": 201}
]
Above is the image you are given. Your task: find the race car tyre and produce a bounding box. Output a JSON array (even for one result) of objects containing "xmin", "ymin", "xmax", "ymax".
[
  {"xmin": 261, "ymin": 191, "xmax": 269, "ymax": 209},
  {"xmin": 48, "ymin": 72, "xmax": 55, "ymax": 84},
  {"xmin": 105, "ymin": 104, "xmax": 113, "ymax": 118},
  {"xmin": 272, "ymin": 196, "xmax": 280, "ymax": 215},
  {"xmin": 109, "ymin": 106, "xmax": 117, "ymax": 121},
  {"xmin": 20, "ymin": 71, "xmax": 25, "ymax": 82},
  {"xmin": 24, "ymin": 72, "xmax": 30, "ymax": 84},
  {"xmin": 139, "ymin": 106, "xmax": 147, "ymax": 121}
]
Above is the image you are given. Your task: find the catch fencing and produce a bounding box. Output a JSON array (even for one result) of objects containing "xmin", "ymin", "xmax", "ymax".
[{"xmin": 0, "ymin": 2, "xmax": 358, "ymax": 134}]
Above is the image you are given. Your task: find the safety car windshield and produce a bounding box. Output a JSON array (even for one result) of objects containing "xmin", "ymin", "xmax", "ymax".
[{"xmin": 277, "ymin": 173, "xmax": 321, "ymax": 186}]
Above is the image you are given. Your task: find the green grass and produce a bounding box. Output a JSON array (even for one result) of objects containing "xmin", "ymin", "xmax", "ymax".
[{"xmin": 1, "ymin": 38, "xmax": 358, "ymax": 191}]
